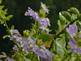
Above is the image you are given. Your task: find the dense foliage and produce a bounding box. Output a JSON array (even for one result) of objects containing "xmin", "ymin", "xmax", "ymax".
[{"xmin": 0, "ymin": 0, "xmax": 81, "ymax": 61}]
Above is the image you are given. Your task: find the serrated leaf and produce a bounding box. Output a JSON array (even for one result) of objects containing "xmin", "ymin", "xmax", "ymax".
[{"xmin": 0, "ymin": 4, "xmax": 13, "ymax": 24}]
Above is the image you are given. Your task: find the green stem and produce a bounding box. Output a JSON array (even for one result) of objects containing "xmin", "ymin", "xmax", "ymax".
[{"xmin": 4, "ymin": 22, "xmax": 10, "ymax": 34}]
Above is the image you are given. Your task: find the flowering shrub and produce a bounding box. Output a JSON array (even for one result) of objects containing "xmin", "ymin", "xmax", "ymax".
[{"xmin": 1, "ymin": 0, "xmax": 81, "ymax": 61}]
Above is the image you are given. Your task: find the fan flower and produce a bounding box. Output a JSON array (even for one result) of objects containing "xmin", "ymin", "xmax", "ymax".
[
  {"xmin": 25, "ymin": 7, "xmax": 51, "ymax": 33},
  {"xmin": 39, "ymin": 18, "xmax": 50, "ymax": 29},
  {"xmin": 69, "ymin": 39, "xmax": 81, "ymax": 54},
  {"xmin": 10, "ymin": 29, "xmax": 35, "ymax": 52},
  {"xmin": 22, "ymin": 37, "xmax": 36, "ymax": 52},
  {"xmin": 10, "ymin": 29, "xmax": 22, "ymax": 43},
  {"xmin": 67, "ymin": 24, "xmax": 81, "ymax": 54},
  {"xmin": 25, "ymin": 7, "xmax": 39, "ymax": 21},
  {"xmin": 66, "ymin": 23, "xmax": 77, "ymax": 38},
  {"xmin": 32, "ymin": 45, "xmax": 54, "ymax": 61},
  {"xmin": 10, "ymin": 29, "xmax": 54, "ymax": 60}
]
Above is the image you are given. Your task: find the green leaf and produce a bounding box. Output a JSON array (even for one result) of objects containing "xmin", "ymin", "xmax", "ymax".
[
  {"xmin": 58, "ymin": 20, "xmax": 63, "ymax": 32},
  {"xmin": 13, "ymin": 51, "xmax": 25, "ymax": 61},
  {"xmin": 61, "ymin": 11, "xmax": 71, "ymax": 21},
  {"xmin": 68, "ymin": 7, "xmax": 80, "ymax": 16},
  {"xmin": 55, "ymin": 34, "xmax": 66, "ymax": 56},
  {"xmin": 0, "ymin": 0, "xmax": 2, "ymax": 4},
  {"xmin": 53, "ymin": 54, "xmax": 62, "ymax": 61},
  {"xmin": 6, "ymin": 15, "xmax": 13, "ymax": 20},
  {"xmin": 38, "ymin": 33, "xmax": 51, "ymax": 42},
  {"xmin": 24, "ymin": 58, "xmax": 31, "ymax": 61},
  {"xmin": 71, "ymin": 14, "xmax": 77, "ymax": 20},
  {"xmin": 0, "ymin": 3, "xmax": 13, "ymax": 24},
  {"xmin": 26, "ymin": 52, "xmax": 39, "ymax": 61},
  {"xmin": 59, "ymin": 12, "xmax": 67, "ymax": 24},
  {"xmin": 0, "ymin": 6, "xmax": 4, "ymax": 10},
  {"xmin": 39, "ymin": 9, "xmax": 46, "ymax": 18}
]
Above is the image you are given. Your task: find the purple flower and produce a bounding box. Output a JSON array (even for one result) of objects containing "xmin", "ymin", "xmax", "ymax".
[
  {"xmin": 33, "ymin": 45, "xmax": 47, "ymax": 58},
  {"xmin": 32, "ymin": 45, "xmax": 54, "ymax": 61},
  {"xmin": 25, "ymin": 7, "xmax": 39, "ymax": 21},
  {"xmin": 10, "ymin": 29, "xmax": 21, "ymax": 36},
  {"xmin": 40, "ymin": 50, "xmax": 53, "ymax": 61},
  {"xmin": 69, "ymin": 39, "xmax": 77, "ymax": 53},
  {"xmin": 39, "ymin": 18, "xmax": 50, "ymax": 33},
  {"xmin": 10, "ymin": 30, "xmax": 35, "ymax": 52},
  {"xmin": 6, "ymin": 57, "xmax": 14, "ymax": 61},
  {"xmin": 39, "ymin": 18, "xmax": 50, "ymax": 28},
  {"xmin": 69, "ymin": 38, "xmax": 81, "ymax": 54},
  {"xmin": 77, "ymin": 48, "xmax": 81, "ymax": 54},
  {"xmin": 66, "ymin": 24, "xmax": 77, "ymax": 38},
  {"xmin": 10, "ymin": 29, "xmax": 54, "ymax": 60},
  {"xmin": 25, "ymin": 7, "xmax": 51, "ymax": 33},
  {"xmin": 13, "ymin": 45, "xmax": 18, "ymax": 51},
  {"xmin": 22, "ymin": 37, "xmax": 36, "ymax": 52},
  {"xmin": 69, "ymin": 39, "xmax": 76, "ymax": 48},
  {"xmin": 22, "ymin": 40, "xmax": 30, "ymax": 52},
  {"xmin": 10, "ymin": 29, "xmax": 22, "ymax": 42},
  {"xmin": 69, "ymin": 39, "xmax": 78, "ymax": 53},
  {"xmin": 67, "ymin": 24, "xmax": 81, "ymax": 54},
  {"xmin": 10, "ymin": 29, "xmax": 36, "ymax": 52}
]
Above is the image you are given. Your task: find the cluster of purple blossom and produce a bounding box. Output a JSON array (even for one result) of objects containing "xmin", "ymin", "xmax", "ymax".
[
  {"xmin": 10, "ymin": 29, "xmax": 54, "ymax": 61},
  {"xmin": 66, "ymin": 23, "xmax": 81, "ymax": 54},
  {"xmin": 24, "ymin": 7, "xmax": 50, "ymax": 32},
  {"xmin": 8, "ymin": 5, "xmax": 53, "ymax": 61}
]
